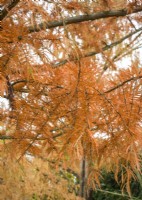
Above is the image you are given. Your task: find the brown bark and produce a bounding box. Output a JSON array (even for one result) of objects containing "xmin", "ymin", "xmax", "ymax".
[
  {"xmin": 0, "ymin": 0, "xmax": 20, "ymax": 21},
  {"xmin": 28, "ymin": 7, "xmax": 142, "ymax": 33}
]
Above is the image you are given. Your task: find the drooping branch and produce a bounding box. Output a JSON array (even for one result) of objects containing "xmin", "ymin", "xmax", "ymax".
[
  {"xmin": 28, "ymin": 7, "xmax": 142, "ymax": 33},
  {"xmin": 0, "ymin": 0, "xmax": 20, "ymax": 21},
  {"xmin": 52, "ymin": 26, "xmax": 142, "ymax": 67}
]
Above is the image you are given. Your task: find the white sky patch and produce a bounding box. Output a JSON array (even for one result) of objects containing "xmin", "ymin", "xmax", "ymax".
[
  {"xmin": 0, "ymin": 97, "xmax": 9, "ymax": 109},
  {"xmin": 25, "ymin": 153, "xmax": 34, "ymax": 162},
  {"xmin": 115, "ymin": 57, "xmax": 132, "ymax": 69},
  {"xmin": 94, "ymin": 131, "xmax": 109, "ymax": 139}
]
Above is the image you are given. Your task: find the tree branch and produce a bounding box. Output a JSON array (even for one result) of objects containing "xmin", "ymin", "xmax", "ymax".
[
  {"xmin": 104, "ymin": 75, "xmax": 142, "ymax": 94},
  {"xmin": 28, "ymin": 7, "xmax": 142, "ymax": 33},
  {"xmin": 0, "ymin": 135, "xmax": 14, "ymax": 140},
  {"xmin": 6, "ymin": 75, "xmax": 14, "ymax": 109},
  {"xmin": 95, "ymin": 189, "xmax": 139, "ymax": 199},
  {"xmin": 0, "ymin": 135, "xmax": 60, "ymax": 140},
  {"xmin": 0, "ymin": 0, "xmax": 20, "ymax": 21},
  {"xmin": 52, "ymin": 26, "xmax": 142, "ymax": 67},
  {"xmin": 11, "ymin": 79, "xmax": 28, "ymax": 87}
]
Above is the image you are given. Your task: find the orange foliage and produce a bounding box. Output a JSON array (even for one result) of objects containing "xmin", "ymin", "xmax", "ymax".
[{"xmin": 0, "ymin": 0, "xmax": 142, "ymax": 198}]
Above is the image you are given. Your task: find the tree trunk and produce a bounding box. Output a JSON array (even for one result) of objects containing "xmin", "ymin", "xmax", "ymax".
[
  {"xmin": 80, "ymin": 157, "xmax": 94, "ymax": 200},
  {"xmin": 80, "ymin": 157, "xmax": 87, "ymax": 198},
  {"xmin": 86, "ymin": 189, "xmax": 94, "ymax": 200}
]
